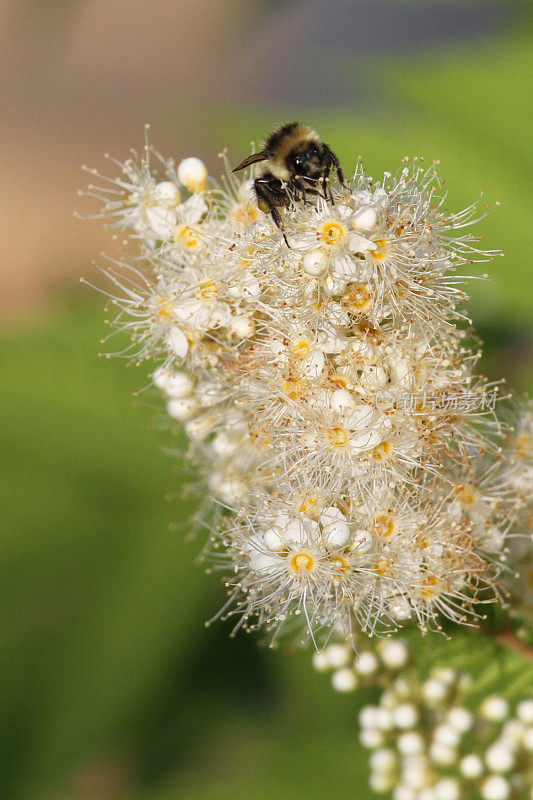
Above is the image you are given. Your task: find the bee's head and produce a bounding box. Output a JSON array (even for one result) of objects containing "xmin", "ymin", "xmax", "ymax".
[{"xmin": 287, "ymin": 140, "xmax": 323, "ymax": 180}]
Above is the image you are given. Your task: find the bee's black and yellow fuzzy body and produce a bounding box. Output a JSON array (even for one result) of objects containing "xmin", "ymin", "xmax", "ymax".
[{"xmin": 232, "ymin": 122, "xmax": 344, "ymax": 245}]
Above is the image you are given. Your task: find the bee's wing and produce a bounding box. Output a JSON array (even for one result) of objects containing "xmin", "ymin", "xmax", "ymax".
[{"xmin": 231, "ymin": 151, "xmax": 268, "ymax": 173}]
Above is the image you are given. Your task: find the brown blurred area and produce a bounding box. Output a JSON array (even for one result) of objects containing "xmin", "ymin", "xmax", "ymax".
[{"xmin": 0, "ymin": 0, "xmax": 255, "ymax": 313}]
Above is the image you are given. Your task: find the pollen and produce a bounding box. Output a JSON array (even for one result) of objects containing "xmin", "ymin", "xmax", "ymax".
[
  {"xmin": 232, "ymin": 203, "xmax": 259, "ymax": 226},
  {"xmin": 330, "ymin": 555, "xmax": 350, "ymax": 575},
  {"xmin": 343, "ymin": 284, "xmax": 372, "ymax": 312},
  {"xmin": 283, "ymin": 377, "xmax": 305, "ymax": 400},
  {"xmin": 290, "ymin": 552, "xmax": 315, "ymax": 572},
  {"xmin": 373, "ymin": 512, "xmax": 396, "ymax": 538},
  {"xmin": 375, "ymin": 557, "xmax": 394, "ymax": 576},
  {"xmin": 327, "ymin": 426, "xmax": 349, "ymax": 447},
  {"xmin": 174, "ymin": 223, "xmax": 201, "ymax": 250},
  {"xmin": 241, "ymin": 246, "xmax": 256, "ymax": 267},
  {"xmin": 418, "ymin": 574, "xmax": 442, "ymax": 600},
  {"xmin": 299, "ymin": 493, "xmax": 320, "ymax": 518},
  {"xmin": 157, "ymin": 299, "xmax": 173, "ymax": 319},
  {"xmin": 289, "ymin": 337, "xmax": 312, "ymax": 358},
  {"xmin": 373, "ymin": 441, "xmax": 393, "ymax": 460},
  {"xmin": 369, "ymin": 238, "xmax": 390, "ymax": 260},
  {"xmin": 197, "ymin": 280, "xmax": 219, "ymax": 301},
  {"xmin": 317, "ymin": 218, "xmax": 348, "ymax": 248},
  {"xmin": 456, "ymin": 484, "xmax": 478, "ymax": 505}
]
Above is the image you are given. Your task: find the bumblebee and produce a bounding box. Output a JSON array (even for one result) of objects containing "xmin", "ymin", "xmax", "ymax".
[{"xmin": 232, "ymin": 122, "xmax": 344, "ymax": 244}]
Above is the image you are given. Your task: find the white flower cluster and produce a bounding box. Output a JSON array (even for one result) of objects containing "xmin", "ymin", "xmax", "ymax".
[
  {"xmin": 82, "ymin": 129, "xmax": 531, "ymax": 645},
  {"xmin": 358, "ymin": 663, "xmax": 533, "ymax": 800},
  {"xmin": 313, "ymin": 637, "xmax": 409, "ymax": 693}
]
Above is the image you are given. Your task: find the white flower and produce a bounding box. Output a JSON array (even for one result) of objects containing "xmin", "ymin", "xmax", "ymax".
[
  {"xmin": 322, "ymin": 643, "xmax": 351, "ymax": 668},
  {"xmin": 351, "ymin": 187, "xmax": 388, "ymax": 232},
  {"xmin": 459, "ymin": 753, "xmax": 484, "ymax": 778},
  {"xmin": 393, "ymin": 787, "xmax": 417, "ymax": 800},
  {"xmin": 429, "ymin": 742, "xmax": 457, "ymax": 766},
  {"xmin": 393, "ymin": 703, "xmax": 419, "ymax": 729},
  {"xmin": 153, "ymin": 366, "xmax": 192, "ymax": 397},
  {"xmin": 355, "ymin": 651, "xmax": 379, "ymax": 676},
  {"xmin": 480, "ymin": 696, "xmax": 509, "ymax": 722},
  {"xmin": 167, "ymin": 396, "xmax": 198, "ymax": 421},
  {"xmin": 319, "ymin": 506, "xmax": 351, "ymax": 547},
  {"xmin": 500, "ymin": 719, "xmax": 525, "ymax": 745},
  {"xmin": 485, "ymin": 742, "xmax": 515, "ymax": 773},
  {"xmin": 481, "ymin": 776, "xmax": 510, "ymax": 800},
  {"xmin": 373, "ymin": 707, "xmax": 394, "ymax": 731},
  {"xmin": 360, "ymin": 705, "xmax": 380, "ymax": 729},
  {"xmin": 433, "ymin": 724, "xmax": 460, "ymax": 748},
  {"xmin": 292, "ymin": 199, "xmax": 376, "ymax": 283},
  {"xmin": 378, "ymin": 639, "xmax": 409, "ymax": 669},
  {"xmin": 523, "ymin": 726, "xmax": 533, "ymax": 750},
  {"xmin": 166, "ymin": 326, "xmax": 189, "ymax": 359},
  {"xmin": 331, "ymin": 667, "xmax": 357, "ymax": 692},
  {"xmin": 446, "ymin": 707, "xmax": 472, "ymax": 734},
  {"xmin": 174, "ymin": 277, "xmax": 231, "ymax": 331},
  {"xmin": 312, "ymin": 650, "xmax": 330, "ymax": 672},
  {"xmin": 434, "ymin": 778, "xmax": 460, "ymax": 800},
  {"xmin": 172, "ymin": 193, "xmax": 208, "ymax": 252},
  {"xmin": 401, "ymin": 755, "xmax": 432, "ymax": 790},
  {"xmin": 370, "ymin": 748, "xmax": 397, "ymax": 773},
  {"xmin": 360, "ymin": 728, "xmax": 385, "ymax": 749},
  {"xmin": 423, "ymin": 679, "xmax": 448, "ymax": 706},
  {"xmin": 84, "ymin": 136, "xmax": 525, "ymax": 648},
  {"xmin": 177, "ymin": 157, "xmax": 207, "ymax": 192},
  {"xmin": 369, "ymin": 771, "xmax": 396, "ymax": 792},
  {"xmin": 398, "ymin": 732, "xmax": 424, "ymax": 756},
  {"xmin": 517, "ymin": 699, "xmax": 533, "ymax": 725},
  {"xmin": 388, "ymin": 597, "xmax": 412, "ymax": 620}
]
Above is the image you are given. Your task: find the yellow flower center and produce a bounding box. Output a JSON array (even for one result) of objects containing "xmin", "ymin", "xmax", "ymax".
[
  {"xmin": 418, "ymin": 575, "xmax": 442, "ymax": 600},
  {"xmin": 290, "ymin": 552, "xmax": 315, "ymax": 572},
  {"xmin": 370, "ymin": 238, "xmax": 389, "ymax": 260},
  {"xmin": 298, "ymin": 493, "xmax": 320, "ymax": 518},
  {"xmin": 373, "ymin": 513, "xmax": 396, "ymax": 538},
  {"xmin": 317, "ymin": 218, "xmax": 348, "ymax": 248},
  {"xmin": 516, "ymin": 433, "xmax": 532, "ymax": 459},
  {"xmin": 249, "ymin": 426, "xmax": 271, "ymax": 447},
  {"xmin": 197, "ymin": 280, "xmax": 219, "ymax": 301},
  {"xmin": 174, "ymin": 223, "xmax": 201, "ymax": 250},
  {"xmin": 157, "ymin": 299, "xmax": 173, "ymax": 319},
  {"xmin": 343, "ymin": 284, "xmax": 372, "ymax": 312},
  {"xmin": 373, "ymin": 441, "xmax": 393, "ymax": 461},
  {"xmin": 289, "ymin": 338, "xmax": 312, "ymax": 358},
  {"xmin": 330, "ymin": 555, "xmax": 350, "ymax": 575},
  {"xmin": 241, "ymin": 246, "xmax": 256, "ymax": 267},
  {"xmin": 414, "ymin": 534, "xmax": 430, "ymax": 550},
  {"xmin": 283, "ymin": 377, "xmax": 305, "ymax": 400},
  {"xmin": 232, "ymin": 203, "xmax": 259, "ymax": 226},
  {"xmin": 456, "ymin": 484, "xmax": 477, "ymax": 505},
  {"xmin": 327, "ymin": 426, "xmax": 349, "ymax": 447},
  {"xmin": 375, "ymin": 557, "xmax": 394, "ymax": 576}
]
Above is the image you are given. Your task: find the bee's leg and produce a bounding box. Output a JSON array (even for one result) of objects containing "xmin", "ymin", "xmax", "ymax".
[
  {"xmin": 270, "ymin": 207, "xmax": 291, "ymax": 248},
  {"xmin": 320, "ymin": 167, "xmax": 331, "ymax": 201},
  {"xmin": 321, "ymin": 170, "xmax": 335, "ymax": 204},
  {"xmin": 254, "ymin": 177, "xmax": 291, "ymax": 247},
  {"xmin": 324, "ymin": 145, "xmax": 346, "ymax": 187},
  {"xmin": 292, "ymin": 176, "xmax": 308, "ymax": 205}
]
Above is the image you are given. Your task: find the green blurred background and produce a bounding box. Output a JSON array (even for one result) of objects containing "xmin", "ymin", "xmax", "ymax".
[{"xmin": 1, "ymin": 2, "xmax": 532, "ymax": 798}]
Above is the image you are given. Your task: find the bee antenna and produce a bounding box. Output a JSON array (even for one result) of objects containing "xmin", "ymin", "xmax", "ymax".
[{"xmin": 231, "ymin": 151, "xmax": 268, "ymax": 173}]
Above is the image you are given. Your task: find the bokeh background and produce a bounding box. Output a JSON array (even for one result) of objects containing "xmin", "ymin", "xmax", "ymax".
[{"xmin": 1, "ymin": 1, "xmax": 532, "ymax": 798}]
